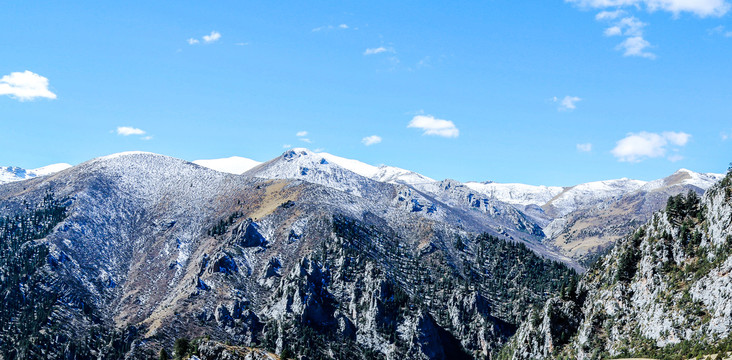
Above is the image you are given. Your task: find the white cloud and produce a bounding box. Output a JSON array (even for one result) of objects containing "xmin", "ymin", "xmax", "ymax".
[
  {"xmin": 663, "ymin": 131, "xmax": 691, "ymax": 146},
  {"xmin": 187, "ymin": 38, "xmax": 200, "ymax": 45},
  {"xmin": 554, "ymin": 95, "xmax": 582, "ymax": 111},
  {"xmin": 300, "ymin": 138, "xmax": 312, "ymax": 143},
  {"xmin": 203, "ymin": 31, "xmax": 221, "ymax": 43},
  {"xmin": 408, "ymin": 115, "xmax": 459, "ymax": 138},
  {"xmin": 668, "ymin": 154, "xmax": 684, "ymax": 162},
  {"xmin": 571, "ymin": 0, "xmax": 730, "ymax": 59},
  {"xmin": 615, "ymin": 16, "xmax": 647, "ymax": 36},
  {"xmin": 296, "ymin": 131, "xmax": 308, "ymax": 137},
  {"xmin": 312, "ymin": 24, "xmax": 351, "ymax": 32},
  {"xmin": 0, "ymin": 71, "xmax": 57, "ymax": 101},
  {"xmin": 604, "ymin": 26, "xmax": 623, "ymax": 36},
  {"xmin": 709, "ymin": 25, "xmax": 732, "ymax": 37},
  {"xmin": 577, "ymin": 143, "xmax": 593, "ymax": 152},
  {"xmin": 116, "ymin": 126, "xmax": 146, "ymax": 136},
  {"xmin": 617, "ymin": 36, "xmax": 655, "ymax": 58},
  {"xmin": 596, "ymin": 15, "xmax": 656, "ymax": 58},
  {"xmin": 361, "ymin": 135, "xmax": 382, "ymax": 146},
  {"xmin": 283, "ymin": 144, "xmax": 292, "ymax": 149},
  {"xmin": 141, "ymin": 135, "xmax": 153, "ymax": 141},
  {"xmin": 364, "ymin": 47, "xmax": 390, "ymax": 55},
  {"xmin": 611, "ymin": 131, "xmax": 691, "ymax": 162},
  {"xmin": 596, "ymin": 9, "xmax": 626, "ymax": 19},
  {"xmin": 235, "ymin": 42, "xmax": 249, "ymax": 46},
  {"xmin": 566, "ymin": 0, "xmax": 730, "ymax": 17}
]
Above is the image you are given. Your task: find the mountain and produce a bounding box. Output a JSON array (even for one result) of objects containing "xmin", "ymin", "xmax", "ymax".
[
  {"xmin": 3, "ymin": 150, "xmax": 721, "ymax": 269},
  {"xmin": 466, "ymin": 170, "xmax": 723, "ymax": 265},
  {"xmin": 464, "ymin": 182, "xmax": 564, "ymax": 208},
  {"xmin": 193, "ymin": 156, "xmax": 262, "ymax": 175},
  {"xmin": 243, "ymin": 148, "xmax": 564, "ymax": 265},
  {"xmin": 0, "ymin": 151, "xmax": 578, "ymax": 359},
  {"xmin": 297, "ymin": 148, "xmax": 436, "ymax": 186},
  {"xmin": 503, "ymin": 169, "xmax": 732, "ymax": 359},
  {"xmin": 0, "ymin": 162, "xmax": 72, "ymax": 184},
  {"xmin": 543, "ymin": 169, "xmax": 724, "ymax": 265}
]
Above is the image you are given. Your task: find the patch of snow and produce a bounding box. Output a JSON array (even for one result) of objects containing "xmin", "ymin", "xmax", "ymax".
[
  {"xmin": 545, "ymin": 178, "xmax": 647, "ymax": 217},
  {"xmin": 371, "ymin": 165, "xmax": 436, "ymax": 186},
  {"xmin": 640, "ymin": 168, "xmax": 724, "ymax": 192},
  {"xmin": 31, "ymin": 163, "xmax": 72, "ymax": 176},
  {"xmin": 317, "ymin": 151, "xmax": 380, "ymax": 178},
  {"xmin": 193, "ymin": 156, "xmax": 261, "ymax": 175},
  {"xmin": 97, "ymin": 151, "xmax": 158, "ymax": 160},
  {"xmin": 464, "ymin": 182, "xmax": 564, "ymax": 207},
  {"xmin": 1, "ymin": 163, "xmax": 73, "ymax": 184}
]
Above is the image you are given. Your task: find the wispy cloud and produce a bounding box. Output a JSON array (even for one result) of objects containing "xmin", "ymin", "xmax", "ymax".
[
  {"xmin": 611, "ymin": 131, "xmax": 691, "ymax": 162},
  {"xmin": 408, "ymin": 115, "xmax": 459, "ymax": 138},
  {"xmin": 596, "ymin": 14, "xmax": 656, "ymax": 58},
  {"xmin": 295, "ymin": 131, "xmax": 311, "ymax": 143},
  {"xmin": 312, "ymin": 24, "xmax": 352, "ymax": 32},
  {"xmin": 566, "ymin": 0, "xmax": 730, "ymax": 17},
  {"xmin": 364, "ymin": 47, "xmax": 392, "ymax": 55},
  {"xmin": 554, "ymin": 95, "xmax": 582, "ymax": 111},
  {"xmin": 283, "ymin": 144, "xmax": 292, "ymax": 149},
  {"xmin": 567, "ymin": 0, "xmax": 730, "ymax": 59},
  {"xmin": 617, "ymin": 36, "xmax": 655, "ymax": 58},
  {"xmin": 203, "ymin": 31, "xmax": 221, "ymax": 43},
  {"xmin": 668, "ymin": 154, "xmax": 684, "ymax": 162},
  {"xmin": 577, "ymin": 143, "xmax": 593, "ymax": 152},
  {"xmin": 0, "ymin": 71, "xmax": 57, "ymax": 101},
  {"xmin": 187, "ymin": 31, "xmax": 221, "ymax": 45},
  {"xmin": 596, "ymin": 10, "xmax": 626, "ymax": 20},
  {"xmin": 709, "ymin": 25, "xmax": 732, "ymax": 37},
  {"xmin": 116, "ymin": 126, "xmax": 146, "ymax": 136},
  {"xmin": 362, "ymin": 135, "xmax": 382, "ymax": 146}
]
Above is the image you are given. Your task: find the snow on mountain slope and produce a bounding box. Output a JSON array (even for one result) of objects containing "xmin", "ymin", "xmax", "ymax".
[
  {"xmin": 464, "ymin": 182, "xmax": 564, "ymax": 207},
  {"xmin": 288, "ymin": 149, "xmax": 436, "ymax": 186},
  {"xmin": 31, "ymin": 163, "xmax": 73, "ymax": 176},
  {"xmin": 639, "ymin": 168, "xmax": 723, "ymax": 192},
  {"xmin": 317, "ymin": 151, "xmax": 380, "ymax": 178},
  {"xmin": 193, "ymin": 156, "xmax": 262, "ymax": 175},
  {"xmin": 246, "ymin": 148, "xmax": 437, "ymax": 191},
  {"xmin": 371, "ymin": 165, "xmax": 436, "ymax": 185},
  {"xmin": 244, "ymin": 148, "xmax": 384, "ymax": 198},
  {"xmin": 542, "ymin": 178, "xmax": 648, "ymax": 217},
  {"xmin": 0, "ymin": 163, "xmax": 72, "ymax": 184}
]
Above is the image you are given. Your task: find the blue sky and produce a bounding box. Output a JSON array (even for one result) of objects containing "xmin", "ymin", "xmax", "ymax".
[{"xmin": 1, "ymin": 0, "xmax": 731, "ymax": 185}]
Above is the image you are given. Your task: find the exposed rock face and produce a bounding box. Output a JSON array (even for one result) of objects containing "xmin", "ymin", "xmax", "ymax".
[
  {"xmin": 509, "ymin": 171, "xmax": 732, "ymax": 359},
  {"xmin": 195, "ymin": 340, "xmax": 278, "ymax": 360},
  {"xmin": 0, "ymin": 152, "xmax": 577, "ymax": 359}
]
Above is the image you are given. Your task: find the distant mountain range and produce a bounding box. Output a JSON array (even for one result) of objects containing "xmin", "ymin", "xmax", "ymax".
[
  {"xmin": 2, "ymin": 149, "xmax": 722, "ymax": 267},
  {"xmin": 0, "ymin": 149, "xmax": 728, "ymax": 359},
  {"xmin": 0, "ymin": 163, "xmax": 72, "ymax": 183}
]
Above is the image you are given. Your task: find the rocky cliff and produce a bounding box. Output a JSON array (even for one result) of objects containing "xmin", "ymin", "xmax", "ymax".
[
  {"xmin": 506, "ymin": 168, "xmax": 732, "ymax": 359},
  {"xmin": 0, "ymin": 152, "xmax": 577, "ymax": 359}
]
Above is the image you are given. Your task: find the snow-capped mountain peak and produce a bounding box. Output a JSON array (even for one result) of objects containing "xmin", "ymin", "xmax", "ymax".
[
  {"xmin": 257, "ymin": 148, "xmax": 437, "ymax": 187},
  {"xmin": 0, "ymin": 163, "xmax": 73, "ymax": 184},
  {"xmin": 192, "ymin": 156, "xmax": 262, "ymax": 175},
  {"xmin": 464, "ymin": 181, "xmax": 564, "ymax": 207},
  {"xmin": 640, "ymin": 168, "xmax": 724, "ymax": 191}
]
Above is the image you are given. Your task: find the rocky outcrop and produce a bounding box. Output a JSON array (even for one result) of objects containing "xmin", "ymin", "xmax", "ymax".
[
  {"xmin": 510, "ymin": 171, "xmax": 732, "ymax": 359},
  {"xmin": 0, "ymin": 152, "xmax": 578, "ymax": 359}
]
